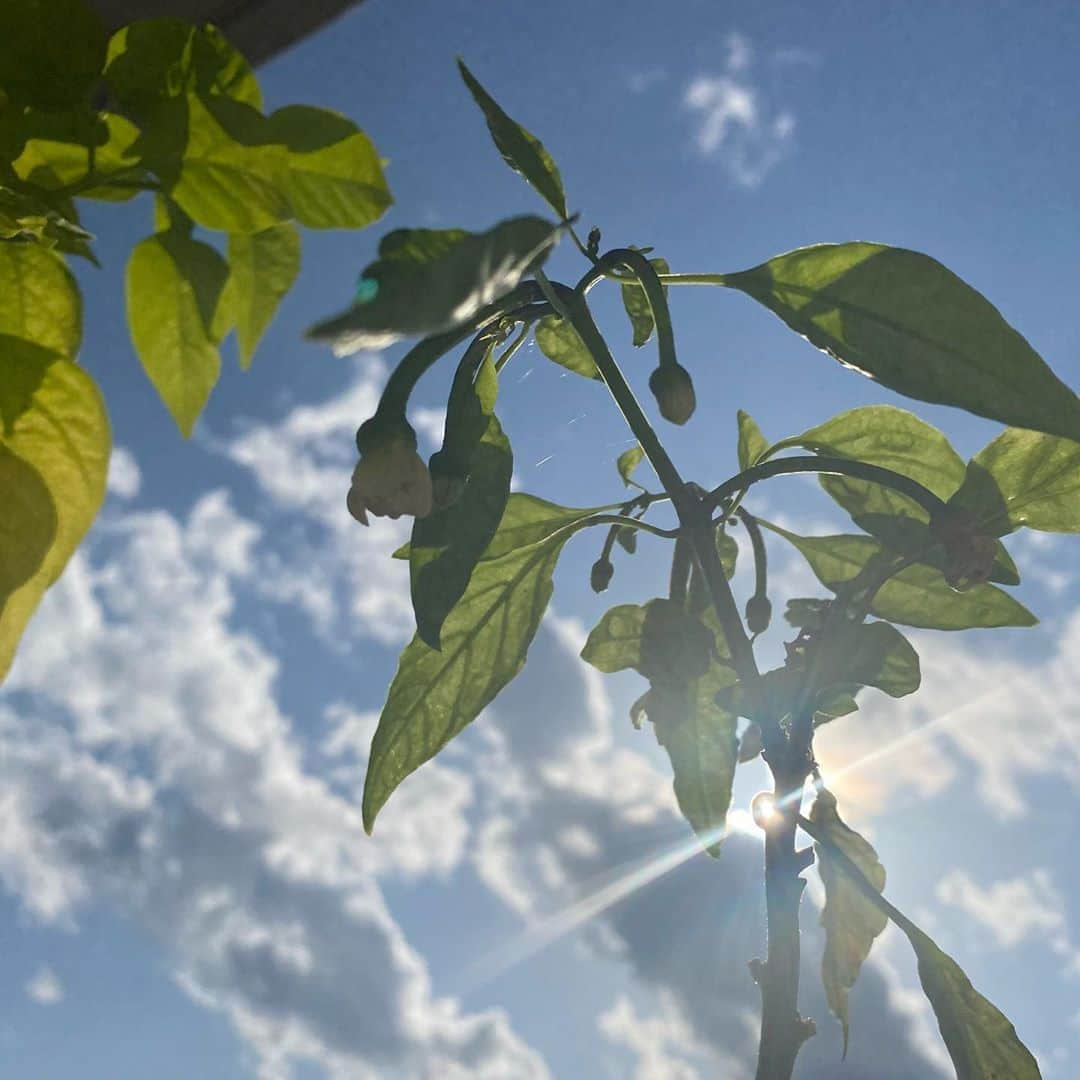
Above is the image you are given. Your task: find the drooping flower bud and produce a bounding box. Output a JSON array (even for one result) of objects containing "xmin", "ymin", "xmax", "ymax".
[
  {"xmin": 348, "ymin": 414, "xmax": 433, "ymax": 525},
  {"xmin": 590, "ymin": 556, "xmax": 615, "ymax": 593},
  {"xmin": 745, "ymin": 594, "xmax": 772, "ymax": 635},
  {"xmin": 648, "ymin": 363, "xmax": 696, "ymax": 425}
]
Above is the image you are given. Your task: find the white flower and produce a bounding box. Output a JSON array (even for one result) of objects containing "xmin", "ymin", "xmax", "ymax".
[{"xmin": 347, "ymin": 426, "xmax": 433, "ymax": 525}]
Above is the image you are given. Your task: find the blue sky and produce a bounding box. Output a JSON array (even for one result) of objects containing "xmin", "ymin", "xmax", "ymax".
[{"xmin": 2, "ymin": 1, "xmax": 1079, "ymax": 1076}]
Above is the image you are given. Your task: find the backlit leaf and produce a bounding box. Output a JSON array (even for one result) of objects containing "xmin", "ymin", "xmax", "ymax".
[
  {"xmin": 480, "ymin": 494, "xmax": 617, "ymax": 560},
  {"xmin": 0, "ymin": 243, "xmax": 81, "ymax": 357},
  {"xmin": 264, "ymin": 105, "xmax": 391, "ymax": 230},
  {"xmin": 535, "ymin": 315, "xmax": 600, "ymax": 379},
  {"xmin": 736, "ymin": 409, "xmax": 770, "ymax": 470},
  {"xmin": 811, "ymin": 788, "xmax": 889, "ymax": 1054},
  {"xmin": 163, "ymin": 94, "xmax": 289, "ymax": 233},
  {"xmin": 227, "ymin": 223, "xmax": 301, "ymax": 368},
  {"xmin": 581, "ymin": 603, "xmax": 646, "ymax": 673},
  {"xmin": 126, "ymin": 229, "xmax": 229, "ymax": 435},
  {"xmin": 458, "ymin": 60, "xmax": 567, "ymax": 219},
  {"xmin": 952, "ymin": 428, "xmax": 1080, "ymax": 535},
  {"xmin": 364, "ymin": 531, "xmax": 569, "ymax": 830},
  {"xmin": 724, "ymin": 243, "xmax": 1080, "ymax": 440},
  {"xmin": 617, "ymin": 445, "xmax": 645, "ymax": 486},
  {"xmin": 905, "ymin": 926, "xmax": 1042, "ymax": 1080},
  {"xmin": 759, "ymin": 521, "xmax": 1035, "ymax": 630},
  {"xmin": 105, "ymin": 19, "xmax": 262, "ymax": 111},
  {"xmin": 0, "ymin": 336, "xmax": 109, "ymax": 681}
]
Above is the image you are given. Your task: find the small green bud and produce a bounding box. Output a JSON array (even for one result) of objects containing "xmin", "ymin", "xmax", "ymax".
[
  {"xmin": 590, "ymin": 556, "xmax": 614, "ymax": 593},
  {"xmin": 615, "ymin": 526, "xmax": 637, "ymax": 554},
  {"xmin": 745, "ymin": 594, "xmax": 772, "ymax": 634},
  {"xmin": 586, "ymin": 226, "xmax": 601, "ymax": 258},
  {"xmin": 648, "ymin": 364, "xmax": 696, "ymax": 425}
]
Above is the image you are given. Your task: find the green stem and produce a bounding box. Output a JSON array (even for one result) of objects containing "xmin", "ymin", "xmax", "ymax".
[
  {"xmin": 376, "ymin": 285, "xmax": 551, "ymax": 414},
  {"xmin": 708, "ymin": 456, "xmax": 946, "ymax": 519},
  {"xmin": 494, "ymin": 321, "xmax": 531, "ymax": 373},
  {"xmin": 535, "ymin": 268, "xmax": 759, "ymax": 685},
  {"xmin": 737, "ymin": 507, "xmax": 769, "ymax": 602},
  {"xmin": 593, "ymin": 249, "xmax": 678, "ymax": 371}
]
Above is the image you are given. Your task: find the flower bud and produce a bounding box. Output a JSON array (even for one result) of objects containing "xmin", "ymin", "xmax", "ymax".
[
  {"xmin": 648, "ymin": 364, "xmax": 696, "ymax": 425},
  {"xmin": 348, "ymin": 414, "xmax": 433, "ymax": 525},
  {"xmin": 745, "ymin": 594, "xmax": 772, "ymax": 635},
  {"xmin": 590, "ymin": 556, "xmax": 614, "ymax": 593}
]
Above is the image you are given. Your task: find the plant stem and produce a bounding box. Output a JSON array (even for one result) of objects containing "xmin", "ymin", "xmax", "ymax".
[
  {"xmin": 757, "ymin": 758, "xmax": 813, "ymax": 1080},
  {"xmin": 707, "ymin": 455, "xmax": 947, "ymax": 519},
  {"xmin": 535, "ymin": 271, "xmax": 759, "ymax": 685}
]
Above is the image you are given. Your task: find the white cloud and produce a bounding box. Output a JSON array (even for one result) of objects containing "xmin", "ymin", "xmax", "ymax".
[
  {"xmin": 599, "ymin": 992, "xmax": 728, "ymax": 1079},
  {"xmin": 936, "ymin": 868, "xmax": 1080, "ymax": 976},
  {"xmin": 813, "ymin": 615, "xmax": 1080, "ymax": 820},
  {"xmin": 24, "ymin": 966, "xmax": 64, "ymax": 1006},
  {"xmin": 106, "ymin": 446, "xmax": 141, "ymax": 500},
  {"xmin": 683, "ymin": 33, "xmax": 797, "ymax": 187},
  {"xmin": 1, "ymin": 488, "xmax": 545, "ymax": 1078}
]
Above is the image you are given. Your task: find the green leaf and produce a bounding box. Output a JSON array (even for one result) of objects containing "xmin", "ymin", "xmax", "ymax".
[
  {"xmin": 126, "ymin": 229, "xmax": 229, "ymax": 436},
  {"xmin": 227, "ymin": 223, "xmax": 301, "ymax": 368},
  {"xmin": 0, "ymin": 0, "xmax": 106, "ymax": 110},
  {"xmin": 457, "ymin": 59, "xmax": 567, "ymax": 219},
  {"xmin": 856, "ymin": 513, "xmax": 1019, "ymax": 587},
  {"xmin": 480, "ymin": 494, "xmax": 617, "ymax": 560},
  {"xmin": 621, "ymin": 256, "xmax": 670, "ymax": 346},
  {"xmin": 307, "ymin": 216, "xmax": 558, "ymax": 353},
  {"xmin": 160, "ymin": 94, "xmax": 290, "ymax": 233},
  {"xmin": 582, "ymin": 600, "xmax": 737, "ymax": 854},
  {"xmin": 725, "ymin": 243, "xmax": 1080, "ymax": 440},
  {"xmin": 410, "ymin": 413, "xmax": 513, "ymax": 649},
  {"xmin": 0, "ymin": 447, "xmax": 56, "ymax": 606},
  {"xmin": 581, "ymin": 603, "xmax": 647, "ymax": 673},
  {"xmin": 797, "ymin": 405, "xmax": 966, "ymax": 500},
  {"xmin": 904, "ymin": 925, "xmax": 1042, "ymax": 1080},
  {"xmin": 811, "ymin": 788, "xmax": 889, "ymax": 1055},
  {"xmin": 535, "ymin": 315, "xmax": 601, "ymax": 379},
  {"xmin": 105, "ymin": 19, "xmax": 262, "ymax": 111},
  {"xmin": 363, "ymin": 531, "xmax": 569, "ymax": 830},
  {"xmin": 0, "ymin": 335, "xmax": 110, "ymax": 681},
  {"xmin": 0, "ymin": 243, "xmax": 81, "ymax": 356},
  {"xmin": 736, "ymin": 409, "xmax": 770, "ymax": 471},
  {"xmin": 653, "ymin": 672, "xmax": 738, "ymax": 856},
  {"xmin": 11, "ymin": 110, "xmax": 144, "ymax": 200},
  {"xmin": 0, "ymin": 186, "xmax": 93, "ymax": 251},
  {"xmin": 952, "ymin": 428, "xmax": 1080, "ymax": 535},
  {"xmin": 796, "ymin": 405, "xmax": 966, "ymax": 527},
  {"xmin": 261, "ymin": 105, "xmax": 391, "ymax": 230},
  {"xmin": 617, "ymin": 445, "xmax": 645, "ymax": 487},
  {"xmin": 716, "ymin": 531, "xmax": 739, "ymax": 579},
  {"xmin": 760, "ymin": 521, "xmax": 1036, "ymax": 630},
  {"xmin": 816, "ymin": 620, "xmax": 920, "ymax": 699}
]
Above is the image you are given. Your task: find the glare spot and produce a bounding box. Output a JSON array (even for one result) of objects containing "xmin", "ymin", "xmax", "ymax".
[{"xmin": 751, "ymin": 791, "xmax": 777, "ymax": 829}]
